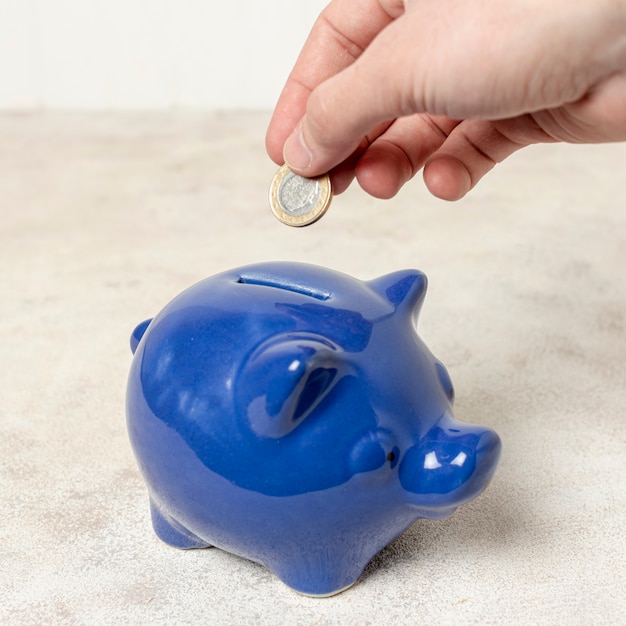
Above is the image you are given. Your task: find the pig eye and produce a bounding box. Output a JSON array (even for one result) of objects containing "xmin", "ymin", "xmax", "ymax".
[
  {"xmin": 387, "ymin": 446, "xmax": 400, "ymax": 469},
  {"xmin": 350, "ymin": 433, "xmax": 399, "ymax": 474},
  {"xmin": 435, "ymin": 362, "xmax": 455, "ymax": 403}
]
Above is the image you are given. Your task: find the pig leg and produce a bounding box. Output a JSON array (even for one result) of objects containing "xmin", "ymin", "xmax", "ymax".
[
  {"xmin": 270, "ymin": 554, "xmax": 363, "ymax": 597},
  {"xmin": 149, "ymin": 499, "xmax": 211, "ymax": 549}
]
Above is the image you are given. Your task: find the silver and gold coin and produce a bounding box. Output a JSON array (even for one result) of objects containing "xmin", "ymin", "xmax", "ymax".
[{"xmin": 269, "ymin": 164, "xmax": 332, "ymax": 227}]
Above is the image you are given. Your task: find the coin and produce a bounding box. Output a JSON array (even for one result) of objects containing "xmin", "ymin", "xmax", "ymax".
[{"xmin": 269, "ymin": 164, "xmax": 332, "ymax": 227}]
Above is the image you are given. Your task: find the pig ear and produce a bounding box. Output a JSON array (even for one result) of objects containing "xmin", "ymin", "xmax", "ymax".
[
  {"xmin": 368, "ymin": 270, "xmax": 427, "ymax": 316},
  {"xmin": 238, "ymin": 334, "xmax": 343, "ymax": 439},
  {"xmin": 130, "ymin": 318, "xmax": 152, "ymax": 354}
]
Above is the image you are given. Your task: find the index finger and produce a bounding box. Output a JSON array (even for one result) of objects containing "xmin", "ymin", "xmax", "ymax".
[{"xmin": 265, "ymin": 0, "xmax": 405, "ymax": 164}]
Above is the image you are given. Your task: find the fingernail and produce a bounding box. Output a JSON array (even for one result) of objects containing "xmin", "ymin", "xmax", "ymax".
[{"xmin": 283, "ymin": 122, "xmax": 312, "ymax": 171}]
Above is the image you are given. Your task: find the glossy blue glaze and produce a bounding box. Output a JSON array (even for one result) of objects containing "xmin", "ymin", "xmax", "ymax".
[{"xmin": 126, "ymin": 262, "xmax": 501, "ymax": 596}]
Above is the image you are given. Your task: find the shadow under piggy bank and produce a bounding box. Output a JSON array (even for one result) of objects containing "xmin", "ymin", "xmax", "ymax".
[{"xmin": 126, "ymin": 262, "xmax": 501, "ymax": 596}]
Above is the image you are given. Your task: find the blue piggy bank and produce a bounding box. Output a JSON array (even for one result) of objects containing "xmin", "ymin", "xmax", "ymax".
[{"xmin": 126, "ymin": 262, "xmax": 501, "ymax": 596}]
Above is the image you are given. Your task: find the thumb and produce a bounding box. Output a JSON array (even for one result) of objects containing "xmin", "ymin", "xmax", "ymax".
[{"xmin": 283, "ymin": 18, "xmax": 418, "ymax": 177}]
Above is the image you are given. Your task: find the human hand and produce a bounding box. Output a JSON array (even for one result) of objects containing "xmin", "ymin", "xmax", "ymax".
[{"xmin": 265, "ymin": 0, "xmax": 626, "ymax": 200}]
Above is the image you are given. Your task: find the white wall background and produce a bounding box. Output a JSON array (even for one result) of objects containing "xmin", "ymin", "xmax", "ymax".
[{"xmin": 0, "ymin": 0, "xmax": 328, "ymax": 109}]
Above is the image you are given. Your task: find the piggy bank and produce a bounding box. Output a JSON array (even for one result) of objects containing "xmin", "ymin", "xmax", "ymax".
[{"xmin": 126, "ymin": 262, "xmax": 501, "ymax": 596}]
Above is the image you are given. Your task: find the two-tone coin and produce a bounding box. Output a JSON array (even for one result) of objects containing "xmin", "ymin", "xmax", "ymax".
[{"xmin": 269, "ymin": 164, "xmax": 332, "ymax": 227}]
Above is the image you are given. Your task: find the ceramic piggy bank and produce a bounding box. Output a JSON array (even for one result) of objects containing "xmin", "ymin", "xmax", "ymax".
[{"xmin": 126, "ymin": 262, "xmax": 501, "ymax": 596}]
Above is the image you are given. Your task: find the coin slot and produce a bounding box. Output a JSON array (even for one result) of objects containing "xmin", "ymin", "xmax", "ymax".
[{"xmin": 237, "ymin": 275, "xmax": 331, "ymax": 301}]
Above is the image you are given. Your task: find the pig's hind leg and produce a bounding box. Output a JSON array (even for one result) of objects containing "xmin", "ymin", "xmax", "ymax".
[{"xmin": 149, "ymin": 498, "xmax": 211, "ymax": 549}]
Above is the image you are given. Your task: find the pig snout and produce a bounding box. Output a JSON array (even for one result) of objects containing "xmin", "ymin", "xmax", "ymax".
[{"xmin": 399, "ymin": 421, "xmax": 501, "ymax": 511}]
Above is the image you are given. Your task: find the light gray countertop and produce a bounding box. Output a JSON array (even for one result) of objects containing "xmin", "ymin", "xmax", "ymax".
[{"xmin": 1, "ymin": 112, "xmax": 625, "ymax": 624}]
